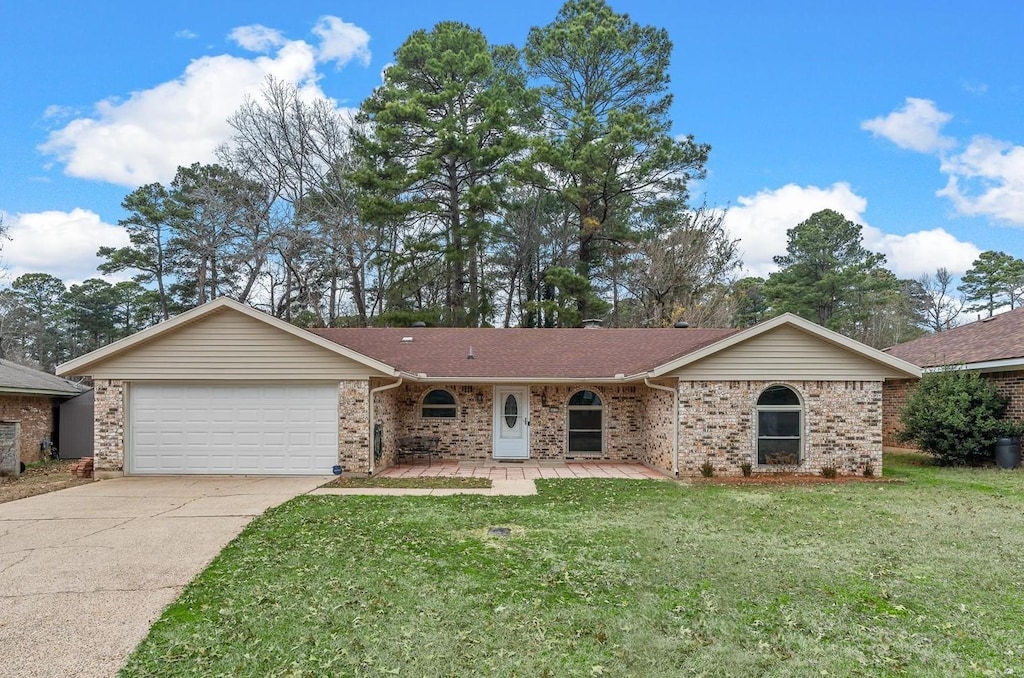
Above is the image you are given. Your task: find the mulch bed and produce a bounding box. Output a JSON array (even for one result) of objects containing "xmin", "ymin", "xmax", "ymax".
[
  {"xmin": 0, "ymin": 459, "xmax": 92, "ymax": 504},
  {"xmin": 692, "ymin": 474, "xmax": 903, "ymax": 486}
]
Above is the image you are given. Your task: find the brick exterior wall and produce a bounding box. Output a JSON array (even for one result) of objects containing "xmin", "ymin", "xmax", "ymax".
[
  {"xmin": 370, "ymin": 380, "xmax": 402, "ymax": 471},
  {"xmin": 86, "ymin": 376, "xmax": 886, "ymax": 478},
  {"xmin": 639, "ymin": 380, "xmax": 676, "ymax": 473},
  {"xmin": 0, "ymin": 394, "xmax": 56, "ymax": 464},
  {"xmin": 981, "ymin": 370, "xmax": 1024, "ymax": 419},
  {"xmin": 338, "ymin": 380, "xmax": 370, "ymax": 474},
  {"xmin": 529, "ymin": 385, "xmax": 645, "ymax": 462},
  {"xmin": 372, "ymin": 383, "xmax": 494, "ymax": 464},
  {"xmin": 678, "ymin": 380, "xmax": 883, "ymax": 476},
  {"xmin": 882, "ymin": 379, "xmax": 916, "ymax": 448},
  {"xmin": 369, "ymin": 382, "xmax": 678, "ymax": 468},
  {"xmin": 93, "ymin": 379, "xmax": 125, "ymax": 474}
]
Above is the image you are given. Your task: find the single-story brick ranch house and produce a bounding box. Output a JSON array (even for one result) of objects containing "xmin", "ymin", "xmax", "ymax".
[
  {"xmin": 56, "ymin": 298, "xmax": 920, "ymax": 478},
  {"xmin": 883, "ymin": 307, "xmax": 1024, "ymax": 446},
  {"xmin": 0, "ymin": 359, "xmax": 86, "ymax": 469}
]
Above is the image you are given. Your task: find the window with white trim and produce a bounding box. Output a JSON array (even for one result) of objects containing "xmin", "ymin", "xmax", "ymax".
[
  {"xmin": 421, "ymin": 389, "xmax": 457, "ymax": 418},
  {"xmin": 568, "ymin": 390, "xmax": 603, "ymax": 453},
  {"xmin": 756, "ymin": 385, "xmax": 802, "ymax": 465}
]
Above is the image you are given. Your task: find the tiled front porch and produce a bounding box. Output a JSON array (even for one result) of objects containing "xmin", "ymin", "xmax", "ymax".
[{"xmin": 377, "ymin": 461, "xmax": 669, "ymax": 481}]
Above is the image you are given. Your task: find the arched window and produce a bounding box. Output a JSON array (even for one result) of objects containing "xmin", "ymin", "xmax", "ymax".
[
  {"xmin": 421, "ymin": 389, "xmax": 457, "ymax": 418},
  {"xmin": 756, "ymin": 385, "xmax": 802, "ymax": 465},
  {"xmin": 568, "ymin": 390, "xmax": 602, "ymax": 453}
]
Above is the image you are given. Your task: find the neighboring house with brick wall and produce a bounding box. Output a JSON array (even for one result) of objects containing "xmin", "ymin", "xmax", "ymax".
[
  {"xmin": 0, "ymin": 359, "xmax": 86, "ymax": 466},
  {"xmin": 883, "ymin": 307, "xmax": 1024, "ymax": 447},
  {"xmin": 57, "ymin": 298, "xmax": 920, "ymax": 479}
]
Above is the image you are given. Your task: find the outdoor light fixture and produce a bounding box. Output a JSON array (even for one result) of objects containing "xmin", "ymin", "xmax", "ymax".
[{"xmin": 475, "ymin": 392, "xmax": 484, "ymax": 404}]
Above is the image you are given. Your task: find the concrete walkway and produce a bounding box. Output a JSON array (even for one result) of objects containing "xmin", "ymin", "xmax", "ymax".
[
  {"xmin": 0, "ymin": 475, "xmax": 329, "ymax": 678},
  {"xmin": 312, "ymin": 462, "xmax": 668, "ymax": 498},
  {"xmin": 312, "ymin": 477, "xmax": 540, "ymax": 497}
]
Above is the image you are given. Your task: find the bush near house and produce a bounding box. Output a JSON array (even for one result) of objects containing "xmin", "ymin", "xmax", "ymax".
[{"xmin": 899, "ymin": 369, "xmax": 1007, "ymax": 465}]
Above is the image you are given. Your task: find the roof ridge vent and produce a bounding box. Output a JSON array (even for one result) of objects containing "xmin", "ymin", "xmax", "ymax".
[
  {"xmin": 581, "ymin": 318, "xmax": 603, "ymax": 329},
  {"xmin": 674, "ymin": 320, "xmax": 690, "ymax": 328},
  {"xmin": 401, "ymin": 336, "xmax": 414, "ymax": 343}
]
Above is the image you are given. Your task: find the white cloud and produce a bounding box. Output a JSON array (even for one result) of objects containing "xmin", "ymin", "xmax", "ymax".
[
  {"xmin": 722, "ymin": 182, "xmax": 868, "ymax": 277},
  {"xmin": 2, "ymin": 209, "xmax": 130, "ymax": 285},
  {"xmin": 937, "ymin": 136, "xmax": 1024, "ymax": 225},
  {"xmin": 864, "ymin": 98, "xmax": 1024, "ymax": 226},
  {"xmin": 861, "ymin": 97, "xmax": 955, "ymax": 153},
  {"xmin": 39, "ymin": 16, "xmax": 370, "ymax": 187},
  {"xmin": 229, "ymin": 24, "xmax": 285, "ymax": 52},
  {"xmin": 174, "ymin": 29, "xmax": 198, "ymax": 40},
  {"xmin": 722, "ymin": 182, "xmax": 981, "ymax": 279},
  {"xmin": 863, "ymin": 227, "xmax": 981, "ymax": 278},
  {"xmin": 313, "ymin": 16, "xmax": 371, "ymax": 67}
]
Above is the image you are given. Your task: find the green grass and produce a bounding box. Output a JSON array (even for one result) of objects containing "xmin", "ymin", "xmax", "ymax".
[
  {"xmin": 322, "ymin": 475, "xmax": 492, "ymax": 489},
  {"xmin": 122, "ymin": 454, "xmax": 1024, "ymax": 677}
]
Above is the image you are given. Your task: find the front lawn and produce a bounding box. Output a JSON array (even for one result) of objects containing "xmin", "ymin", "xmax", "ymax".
[{"xmin": 123, "ymin": 454, "xmax": 1024, "ymax": 677}]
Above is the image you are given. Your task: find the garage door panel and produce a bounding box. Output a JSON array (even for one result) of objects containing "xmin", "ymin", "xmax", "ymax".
[{"xmin": 130, "ymin": 384, "xmax": 339, "ymax": 475}]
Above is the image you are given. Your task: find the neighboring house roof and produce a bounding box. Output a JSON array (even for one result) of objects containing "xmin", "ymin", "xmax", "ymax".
[
  {"xmin": 884, "ymin": 307, "xmax": 1024, "ymax": 369},
  {"xmin": 0, "ymin": 359, "xmax": 85, "ymax": 397},
  {"xmin": 309, "ymin": 326, "xmax": 739, "ymax": 380}
]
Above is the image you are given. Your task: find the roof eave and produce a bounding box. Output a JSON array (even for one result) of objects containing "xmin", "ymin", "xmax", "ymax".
[{"xmin": 0, "ymin": 387, "xmax": 83, "ymax": 398}]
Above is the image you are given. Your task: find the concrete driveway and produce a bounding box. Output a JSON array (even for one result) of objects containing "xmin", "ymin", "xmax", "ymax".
[{"xmin": 0, "ymin": 475, "xmax": 329, "ymax": 678}]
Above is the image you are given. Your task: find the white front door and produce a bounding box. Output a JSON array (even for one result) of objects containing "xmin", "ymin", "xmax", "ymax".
[{"xmin": 493, "ymin": 386, "xmax": 529, "ymax": 459}]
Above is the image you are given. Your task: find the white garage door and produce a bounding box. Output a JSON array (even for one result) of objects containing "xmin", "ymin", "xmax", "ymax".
[{"xmin": 130, "ymin": 384, "xmax": 339, "ymax": 475}]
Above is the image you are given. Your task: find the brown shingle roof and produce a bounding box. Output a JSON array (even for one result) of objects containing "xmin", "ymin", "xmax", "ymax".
[
  {"xmin": 885, "ymin": 307, "xmax": 1024, "ymax": 368},
  {"xmin": 308, "ymin": 327, "xmax": 740, "ymax": 379}
]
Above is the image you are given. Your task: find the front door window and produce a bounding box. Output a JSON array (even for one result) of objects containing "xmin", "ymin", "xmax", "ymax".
[{"xmin": 503, "ymin": 394, "xmax": 518, "ymax": 429}]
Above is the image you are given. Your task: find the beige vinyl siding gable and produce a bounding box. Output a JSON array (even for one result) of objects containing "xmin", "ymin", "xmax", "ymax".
[
  {"xmin": 667, "ymin": 325, "xmax": 903, "ymax": 381},
  {"xmin": 88, "ymin": 309, "xmax": 387, "ymax": 381}
]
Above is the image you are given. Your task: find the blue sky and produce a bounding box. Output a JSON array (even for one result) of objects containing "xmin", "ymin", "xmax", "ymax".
[{"xmin": 2, "ymin": 0, "xmax": 1022, "ymax": 287}]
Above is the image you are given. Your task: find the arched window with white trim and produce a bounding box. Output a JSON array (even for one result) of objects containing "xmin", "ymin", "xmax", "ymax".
[
  {"xmin": 756, "ymin": 385, "xmax": 802, "ymax": 465},
  {"xmin": 421, "ymin": 389, "xmax": 457, "ymax": 418},
  {"xmin": 568, "ymin": 389, "xmax": 603, "ymax": 453}
]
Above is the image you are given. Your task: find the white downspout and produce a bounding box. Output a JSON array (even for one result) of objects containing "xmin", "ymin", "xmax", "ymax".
[
  {"xmin": 645, "ymin": 377, "xmax": 679, "ymax": 477},
  {"xmin": 367, "ymin": 377, "xmax": 403, "ymax": 476}
]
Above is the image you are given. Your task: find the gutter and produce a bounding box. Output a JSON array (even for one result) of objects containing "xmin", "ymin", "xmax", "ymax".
[
  {"xmin": 921, "ymin": 358, "xmax": 1024, "ymax": 374},
  {"xmin": 394, "ymin": 373, "xmax": 639, "ymax": 384},
  {"xmin": 644, "ymin": 377, "xmax": 679, "ymax": 477},
  {"xmin": 367, "ymin": 377, "xmax": 403, "ymax": 476}
]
